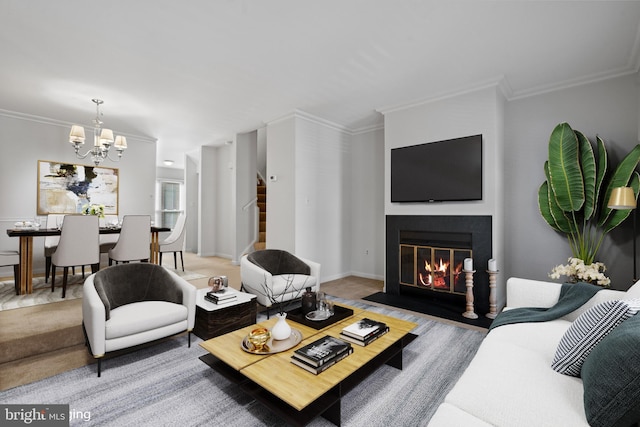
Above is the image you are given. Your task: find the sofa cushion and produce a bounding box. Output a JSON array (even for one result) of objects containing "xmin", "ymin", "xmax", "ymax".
[
  {"xmin": 552, "ymin": 299, "xmax": 640, "ymax": 376},
  {"xmin": 581, "ymin": 313, "xmax": 640, "ymax": 427},
  {"xmin": 247, "ymin": 250, "xmax": 311, "ymax": 276},
  {"xmin": 105, "ymin": 301, "xmax": 188, "ymax": 339},
  {"xmin": 94, "ymin": 264, "xmax": 183, "ymax": 320}
]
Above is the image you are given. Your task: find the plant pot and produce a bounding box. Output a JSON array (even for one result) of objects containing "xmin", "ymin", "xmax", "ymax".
[{"xmin": 271, "ymin": 313, "xmax": 292, "ymax": 340}]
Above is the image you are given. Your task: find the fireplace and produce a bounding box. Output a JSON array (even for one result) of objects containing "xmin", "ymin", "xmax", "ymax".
[{"xmin": 386, "ymin": 215, "xmax": 492, "ymax": 315}]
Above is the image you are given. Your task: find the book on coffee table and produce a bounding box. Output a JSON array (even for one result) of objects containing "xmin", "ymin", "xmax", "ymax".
[
  {"xmin": 291, "ymin": 346, "xmax": 354, "ymax": 374},
  {"xmin": 341, "ymin": 318, "xmax": 386, "ymax": 341},
  {"xmin": 339, "ymin": 325, "xmax": 389, "ymax": 346},
  {"xmin": 292, "ymin": 335, "xmax": 352, "ymax": 367}
]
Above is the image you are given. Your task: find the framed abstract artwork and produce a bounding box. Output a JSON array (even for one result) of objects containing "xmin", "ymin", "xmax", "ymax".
[{"xmin": 37, "ymin": 160, "xmax": 119, "ymax": 215}]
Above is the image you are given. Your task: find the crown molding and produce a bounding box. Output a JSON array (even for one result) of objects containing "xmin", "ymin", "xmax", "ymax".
[{"xmin": 0, "ymin": 108, "xmax": 157, "ymax": 143}]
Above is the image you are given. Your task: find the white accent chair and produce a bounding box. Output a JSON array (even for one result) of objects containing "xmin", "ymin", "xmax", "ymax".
[
  {"xmin": 51, "ymin": 215, "xmax": 100, "ymax": 298},
  {"xmin": 0, "ymin": 250, "xmax": 20, "ymax": 295},
  {"xmin": 82, "ymin": 263, "xmax": 196, "ymax": 376},
  {"xmin": 108, "ymin": 215, "xmax": 151, "ymax": 265},
  {"xmin": 240, "ymin": 249, "xmax": 320, "ymax": 317},
  {"xmin": 159, "ymin": 213, "xmax": 186, "ymax": 271}
]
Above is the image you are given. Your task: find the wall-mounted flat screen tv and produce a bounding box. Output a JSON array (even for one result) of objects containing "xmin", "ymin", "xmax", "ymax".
[{"xmin": 391, "ymin": 134, "xmax": 483, "ymax": 202}]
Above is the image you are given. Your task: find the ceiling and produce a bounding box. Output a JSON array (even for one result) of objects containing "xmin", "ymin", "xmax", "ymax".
[{"xmin": 1, "ymin": 1, "xmax": 640, "ymax": 169}]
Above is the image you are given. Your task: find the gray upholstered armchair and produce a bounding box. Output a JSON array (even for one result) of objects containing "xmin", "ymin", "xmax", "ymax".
[
  {"xmin": 240, "ymin": 250, "xmax": 320, "ymax": 313},
  {"xmin": 82, "ymin": 263, "xmax": 196, "ymax": 376}
]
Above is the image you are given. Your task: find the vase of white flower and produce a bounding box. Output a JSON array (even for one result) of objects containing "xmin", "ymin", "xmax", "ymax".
[{"xmin": 549, "ymin": 257, "xmax": 611, "ymax": 287}]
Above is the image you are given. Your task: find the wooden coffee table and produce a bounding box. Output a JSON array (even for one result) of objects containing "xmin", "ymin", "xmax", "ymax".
[{"xmin": 199, "ymin": 305, "xmax": 417, "ymax": 426}]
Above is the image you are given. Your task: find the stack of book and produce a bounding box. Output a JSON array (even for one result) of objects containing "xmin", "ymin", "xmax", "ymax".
[
  {"xmin": 204, "ymin": 289, "xmax": 237, "ymax": 305},
  {"xmin": 290, "ymin": 335, "xmax": 353, "ymax": 374},
  {"xmin": 339, "ymin": 317, "xmax": 389, "ymax": 346}
]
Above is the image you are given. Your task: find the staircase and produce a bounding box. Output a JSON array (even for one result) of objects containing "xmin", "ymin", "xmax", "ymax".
[{"xmin": 255, "ymin": 178, "xmax": 266, "ymax": 251}]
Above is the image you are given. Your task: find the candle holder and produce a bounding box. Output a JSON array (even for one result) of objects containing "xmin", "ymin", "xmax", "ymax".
[
  {"xmin": 462, "ymin": 269, "xmax": 478, "ymax": 319},
  {"xmin": 486, "ymin": 269, "xmax": 499, "ymax": 319}
]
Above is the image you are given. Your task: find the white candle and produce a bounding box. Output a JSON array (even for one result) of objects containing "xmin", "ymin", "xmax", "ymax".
[
  {"xmin": 464, "ymin": 258, "xmax": 473, "ymax": 271},
  {"xmin": 488, "ymin": 259, "xmax": 497, "ymax": 271}
]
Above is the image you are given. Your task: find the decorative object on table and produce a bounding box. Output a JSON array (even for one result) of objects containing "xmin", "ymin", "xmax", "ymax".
[
  {"xmin": 286, "ymin": 304, "xmax": 354, "ymax": 330},
  {"xmin": 549, "ymin": 257, "xmax": 611, "ymax": 287},
  {"xmin": 82, "ymin": 203, "xmax": 105, "ymax": 218},
  {"xmin": 68, "ymin": 98, "xmax": 127, "ymax": 166},
  {"xmin": 204, "ymin": 288, "xmax": 237, "ymax": 305},
  {"xmin": 305, "ymin": 310, "xmax": 332, "ymax": 321},
  {"xmin": 247, "ymin": 327, "xmax": 271, "ymax": 352},
  {"xmin": 608, "ymin": 186, "xmax": 638, "ymax": 283},
  {"xmin": 340, "ymin": 317, "xmax": 389, "ymax": 346},
  {"xmin": 37, "ymin": 160, "xmax": 119, "ymax": 215},
  {"xmin": 291, "ymin": 335, "xmax": 353, "ymax": 374},
  {"xmin": 538, "ymin": 122, "xmax": 640, "ymax": 265},
  {"xmin": 208, "ymin": 276, "xmax": 228, "ymax": 292},
  {"xmin": 241, "ymin": 328, "xmax": 302, "ymax": 354},
  {"xmin": 239, "ymin": 250, "xmax": 321, "ymax": 318},
  {"xmin": 486, "ymin": 259, "xmax": 499, "ymax": 319},
  {"xmin": 271, "ymin": 312, "xmax": 292, "ymax": 340},
  {"xmin": 462, "ymin": 258, "xmax": 478, "ymax": 319},
  {"xmin": 301, "ymin": 286, "xmax": 317, "ymax": 315}
]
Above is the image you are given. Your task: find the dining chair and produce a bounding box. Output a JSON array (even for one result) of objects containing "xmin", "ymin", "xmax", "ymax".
[
  {"xmin": 0, "ymin": 250, "xmax": 20, "ymax": 295},
  {"xmin": 51, "ymin": 215, "xmax": 100, "ymax": 298},
  {"xmin": 108, "ymin": 215, "xmax": 151, "ymax": 265},
  {"xmin": 159, "ymin": 213, "xmax": 186, "ymax": 271},
  {"xmin": 99, "ymin": 215, "xmax": 120, "ymax": 256},
  {"xmin": 44, "ymin": 214, "xmax": 65, "ymax": 283}
]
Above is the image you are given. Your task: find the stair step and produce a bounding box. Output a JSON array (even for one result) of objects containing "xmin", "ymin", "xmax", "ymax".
[
  {"xmin": 259, "ymin": 231, "xmax": 266, "ymax": 241},
  {"xmin": 260, "ymin": 212, "xmax": 266, "ymax": 221},
  {"xmin": 259, "ymin": 221, "xmax": 266, "ymax": 233},
  {"xmin": 257, "ymin": 193, "xmax": 266, "ymax": 203},
  {"xmin": 254, "ymin": 242, "xmax": 266, "ymax": 251}
]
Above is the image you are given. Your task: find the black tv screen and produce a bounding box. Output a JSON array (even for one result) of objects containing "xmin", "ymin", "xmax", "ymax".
[{"xmin": 391, "ymin": 134, "xmax": 483, "ymax": 202}]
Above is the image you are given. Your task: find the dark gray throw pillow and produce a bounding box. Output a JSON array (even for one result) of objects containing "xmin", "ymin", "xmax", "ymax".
[{"xmin": 581, "ymin": 313, "xmax": 640, "ymax": 427}]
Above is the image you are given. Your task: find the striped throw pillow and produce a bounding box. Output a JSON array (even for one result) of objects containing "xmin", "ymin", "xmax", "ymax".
[{"xmin": 552, "ymin": 299, "xmax": 640, "ymax": 377}]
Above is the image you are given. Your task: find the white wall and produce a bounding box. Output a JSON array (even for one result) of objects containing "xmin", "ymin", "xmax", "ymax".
[
  {"xmin": 234, "ymin": 131, "xmax": 257, "ymax": 263},
  {"xmin": 504, "ymin": 74, "xmax": 639, "ymax": 290},
  {"xmin": 198, "ymin": 146, "xmax": 217, "ymax": 256},
  {"xmin": 350, "ymin": 127, "xmax": 385, "ymax": 280},
  {"xmin": 382, "ymin": 86, "xmax": 506, "ymax": 307},
  {"xmin": 0, "ymin": 111, "xmax": 156, "ymax": 276}
]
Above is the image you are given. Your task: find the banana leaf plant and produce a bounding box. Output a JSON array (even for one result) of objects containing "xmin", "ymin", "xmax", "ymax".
[{"xmin": 538, "ymin": 122, "xmax": 640, "ymax": 264}]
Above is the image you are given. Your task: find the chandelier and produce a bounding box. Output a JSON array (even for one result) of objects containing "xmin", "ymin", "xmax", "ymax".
[{"xmin": 68, "ymin": 98, "xmax": 127, "ymax": 166}]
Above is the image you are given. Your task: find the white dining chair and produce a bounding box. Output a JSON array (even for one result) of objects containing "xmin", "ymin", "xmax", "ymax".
[
  {"xmin": 44, "ymin": 214, "xmax": 65, "ymax": 283},
  {"xmin": 99, "ymin": 215, "xmax": 120, "ymax": 256},
  {"xmin": 108, "ymin": 215, "xmax": 151, "ymax": 265},
  {"xmin": 51, "ymin": 215, "xmax": 100, "ymax": 298},
  {"xmin": 0, "ymin": 250, "xmax": 20, "ymax": 295},
  {"xmin": 159, "ymin": 213, "xmax": 186, "ymax": 271}
]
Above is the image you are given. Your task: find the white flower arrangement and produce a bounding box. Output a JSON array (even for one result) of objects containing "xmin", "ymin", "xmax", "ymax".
[
  {"xmin": 82, "ymin": 203, "xmax": 105, "ymax": 218},
  {"xmin": 549, "ymin": 257, "xmax": 611, "ymax": 287}
]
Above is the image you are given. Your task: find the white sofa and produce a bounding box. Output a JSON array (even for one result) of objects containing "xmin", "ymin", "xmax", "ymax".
[
  {"xmin": 428, "ymin": 277, "xmax": 640, "ymax": 427},
  {"xmin": 83, "ymin": 263, "xmax": 196, "ymax": 376}
]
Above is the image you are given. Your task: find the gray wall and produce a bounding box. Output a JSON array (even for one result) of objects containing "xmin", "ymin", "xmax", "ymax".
[{"xmin": 504, "ymin": 73, "xmax": 639, "ymax": 290}]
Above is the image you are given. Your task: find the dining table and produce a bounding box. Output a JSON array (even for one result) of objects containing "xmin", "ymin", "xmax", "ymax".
[{"xmin": 6, "ymin": 225, "xmax": 170, "ymax": 295}]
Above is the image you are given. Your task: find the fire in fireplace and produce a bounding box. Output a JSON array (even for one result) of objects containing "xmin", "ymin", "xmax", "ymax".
[{"xmin": 400, "ymin": 244, "xmax": 471, "ymax": 295}]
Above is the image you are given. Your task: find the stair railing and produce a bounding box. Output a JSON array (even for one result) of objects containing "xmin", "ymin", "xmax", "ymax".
[{"xmin": 240, "ymin": 198, "xmax": 260, "ymax": 256}]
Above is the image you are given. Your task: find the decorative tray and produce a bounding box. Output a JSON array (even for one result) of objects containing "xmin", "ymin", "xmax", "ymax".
[
  {"xmin": 305, "ymin": 310, "xmax": 332, "ymax": 321},
  {"xmin": 287, "ymin": 305, "xmax": 354, "ymax": 330},
  {"xmin": 241, "ymin": 328, "xmax": 303, "ymax": 354}
]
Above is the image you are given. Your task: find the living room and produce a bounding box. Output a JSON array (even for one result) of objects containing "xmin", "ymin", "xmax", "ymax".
[{"xmin": 1, "ymin": 2, "xmax": 640, "ymax": 426}]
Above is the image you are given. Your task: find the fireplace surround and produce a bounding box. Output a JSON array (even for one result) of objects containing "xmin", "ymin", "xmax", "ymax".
[{"xmin": 386, "ymin": 215, "xmax": 492, "ymax": 315}]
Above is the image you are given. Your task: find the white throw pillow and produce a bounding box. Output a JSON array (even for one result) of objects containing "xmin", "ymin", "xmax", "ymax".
[{"xmin": 552, "ymin": 298, "xmax": 640, "ymax": 376}]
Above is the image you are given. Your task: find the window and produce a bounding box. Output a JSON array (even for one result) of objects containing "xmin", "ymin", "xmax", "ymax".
[{"xmin": 159, "ymin": 181, "xmax": 182, "ymax": 228}]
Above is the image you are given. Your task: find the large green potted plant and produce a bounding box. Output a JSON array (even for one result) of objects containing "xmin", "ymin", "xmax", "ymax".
[{"xmin": 538, "ymin": 122, "xmax": 640, "ymax": 266}]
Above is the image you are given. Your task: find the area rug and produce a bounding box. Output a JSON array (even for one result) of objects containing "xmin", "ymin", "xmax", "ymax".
[
  {"xmin": 0, "ymin": 297, "xmax": 486, "ymax": 426},
  {"xmin": 0, "ymin": 268, "xmax": 206, "ymax": 311}
]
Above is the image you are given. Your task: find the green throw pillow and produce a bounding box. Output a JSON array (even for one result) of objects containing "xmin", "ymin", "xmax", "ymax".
[{"xmin": 581, "ymin": 313, "xmax": 640, "ymax": 427}]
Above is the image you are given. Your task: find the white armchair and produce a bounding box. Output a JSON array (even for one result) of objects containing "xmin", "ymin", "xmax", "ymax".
[
  {"xmin": 240, "ymin": 250, "xmax": 320, "ymax": 314},
  {"xmin": 82, "ymin": 263, "xmax": 196, "ymax": 376}
]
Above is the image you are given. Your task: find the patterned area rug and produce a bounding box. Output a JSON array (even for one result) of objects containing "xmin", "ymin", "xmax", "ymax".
[
  {"xmin": 0, "ymin": 268, "xmax": 206, "ymax": 311},
  {"xmin": 0, "ymin": 297, "xmax": 486, "ymax": 426}
]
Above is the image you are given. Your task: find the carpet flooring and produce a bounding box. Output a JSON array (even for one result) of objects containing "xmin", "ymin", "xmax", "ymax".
[
  {"xmin": 0, "ymin": 268, "xmax": 207, "ymax": 311},
  {"xmin": 0, "ymin": 297, "xmax": 485, "ymax": 426}
]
